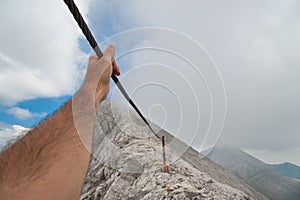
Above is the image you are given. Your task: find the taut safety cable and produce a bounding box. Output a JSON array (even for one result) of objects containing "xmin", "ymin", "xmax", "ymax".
[{"xmin": 63, "ymin": 0, "xmax": 160, "ymax": 139}]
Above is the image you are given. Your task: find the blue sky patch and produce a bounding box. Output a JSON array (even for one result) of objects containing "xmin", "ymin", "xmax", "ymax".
[{"xmin": 0, "ymin": 95, "xmax": 71, "ymax": 128}]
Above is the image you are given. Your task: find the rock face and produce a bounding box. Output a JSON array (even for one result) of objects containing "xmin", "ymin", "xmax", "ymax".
[{"xmin": 79, "ymin": 100, "xmax": 265, "ymax": 200}]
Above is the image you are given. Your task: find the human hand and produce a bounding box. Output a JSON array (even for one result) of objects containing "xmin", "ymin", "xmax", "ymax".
[{"xmin": 81, "ymin": 45, "xmax": 120, "ymax": 106}]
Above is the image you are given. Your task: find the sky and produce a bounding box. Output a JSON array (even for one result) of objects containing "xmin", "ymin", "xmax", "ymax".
[{"xmin": 0, "ymin": 0, "xmax": 300, "ymax": 166}]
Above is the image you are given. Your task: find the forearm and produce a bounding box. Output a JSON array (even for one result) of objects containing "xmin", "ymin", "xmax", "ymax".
[
  {"xmin": 0, "ymin": 45, "xmax": 117, "ymax": 200},
  {"xmin": 0, "ymin": 89, "xmax": 96, "ymax": 200}
]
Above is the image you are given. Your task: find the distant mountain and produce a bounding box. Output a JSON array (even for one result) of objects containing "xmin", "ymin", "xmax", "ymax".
[
  {"xmin": 270, "ymin": 162, "xmax": 300, "ymax": 180},
  {"xmin": 79, "ymin": 100, "xmax": 267, "ymax": 200},
  {"xmin": 205, "ymin": 146, "xmax": 300, "ymax": 200}
]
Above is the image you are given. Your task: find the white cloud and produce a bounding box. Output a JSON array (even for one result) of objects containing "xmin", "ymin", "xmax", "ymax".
[
  {"xmin": 245, "ymin": 147, "xmax": 300, "ymax": 166},
  {"xmin": 0, "ymin": 122, "xmax": 29, "ymax": 150},
  {"xmin": 5, "ymin": 107, "xmax": 46, "ymax": 120},
  {"xmin": 90, "ymin": 0, "xmax": 300, "ymax": 164},
  {"xmin": 6, "ymin": 107, "xmax": 32, "ymax": 120},
  {"xmin": 0, "ymin": 0, "xmax": 91, "ymax": 106}
]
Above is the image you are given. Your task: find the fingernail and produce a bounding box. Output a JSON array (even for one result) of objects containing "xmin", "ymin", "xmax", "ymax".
[{"xmin": 114, "ymin": 70, "xmax": 120, "ymax": 76}]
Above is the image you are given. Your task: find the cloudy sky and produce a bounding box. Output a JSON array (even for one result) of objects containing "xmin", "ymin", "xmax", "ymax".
[{"xmin": 1, "ymin": 0, "xmax": 299, "ymax": 165}]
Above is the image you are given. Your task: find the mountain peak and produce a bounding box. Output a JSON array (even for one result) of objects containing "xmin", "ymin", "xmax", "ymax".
[{"xmin": 79, "ymin": 100, "xmax": 264, "ymax": 199}]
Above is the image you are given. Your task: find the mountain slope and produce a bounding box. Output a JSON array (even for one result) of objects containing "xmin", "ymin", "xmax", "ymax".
[
  {"xmin": 206, "ymin": 146, "xmax": 300, "ymax": 200},
  {"xmin": 270, "ymin": 162, "xmax": 300, "ymax": 180},
  {"xmin": 79, "ymin": 100, "xmax": 266, "ymax": 200}
]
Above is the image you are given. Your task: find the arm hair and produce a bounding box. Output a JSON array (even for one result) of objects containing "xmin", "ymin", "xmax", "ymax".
[{"xmin": 0, "ymin": 94, "xmax": 93, "ymax": 200}]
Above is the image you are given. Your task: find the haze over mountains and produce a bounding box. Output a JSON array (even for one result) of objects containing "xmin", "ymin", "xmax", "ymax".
[
  {"xmin": 270, "ymin": 162, "xmax": 300, "ymax": 180},
  {"xmin": 206, "ymin": 146, "xmax": 300, "ymax": 200},
  {"xmin": 79, "ymin": 100, "xmax": 267, "ymax": 200}
]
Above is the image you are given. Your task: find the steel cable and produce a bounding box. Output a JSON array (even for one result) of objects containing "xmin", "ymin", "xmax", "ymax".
[{"xmin": 63, "ymin": 0, "xmax": 160, "ymax": 139}]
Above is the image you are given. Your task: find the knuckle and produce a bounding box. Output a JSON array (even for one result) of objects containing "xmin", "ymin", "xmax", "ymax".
[{"xmin": 102, "ymin": 55, "xmax": 112, "ymax": 64}]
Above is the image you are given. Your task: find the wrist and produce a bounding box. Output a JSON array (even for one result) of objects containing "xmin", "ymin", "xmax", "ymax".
[{"xmin": 79, "ymin": 82, "xmax": 109, "ymax": 108}]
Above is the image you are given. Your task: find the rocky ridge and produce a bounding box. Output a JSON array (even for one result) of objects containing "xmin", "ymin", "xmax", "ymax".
[{"xmin": 79, "ymin": 100, "xmax": 266, "ymax": 200}]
